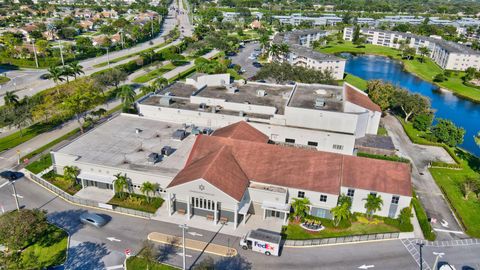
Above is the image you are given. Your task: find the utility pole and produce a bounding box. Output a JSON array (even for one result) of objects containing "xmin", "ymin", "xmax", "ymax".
[
  {"xmin": 417, "ymin": 243, "xmax": 425, "ymax": 270},
  {"xmin": 11, "ymin": 180, "xmax": 20, "ymax": 211},
  {"xmin": 31, "ymin": 38, "xmax": 39, "ymax": 68},
  {"xmin": 106, "ymin": 47, "xmax": 110, "ymax": 68},
  {"xmin": 58, "ymin": 40, "xmax": 65, "ymax": 67},
  {"xmin": 179, "ymin": 224, "xmax": 188, "ymax": 270},
  {"xmin": 151, "ymin": 20, "xmax": 154, "ymax": 37}
]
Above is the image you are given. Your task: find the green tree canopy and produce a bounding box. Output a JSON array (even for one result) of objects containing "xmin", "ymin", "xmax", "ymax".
[{"xmin": 431, "ymin": 118, "xmax": 465, "ymax": 147}]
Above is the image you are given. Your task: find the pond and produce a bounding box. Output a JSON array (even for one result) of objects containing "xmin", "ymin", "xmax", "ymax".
[{"xmin": 343, "ymin": 53, "xmax": 480, "ymax": 157}]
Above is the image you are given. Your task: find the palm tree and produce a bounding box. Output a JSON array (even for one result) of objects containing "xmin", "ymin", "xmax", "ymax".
[
  {"xmin": 68, "ymin": 61, "xmax": 84, "ymax": 79},
  {"xmin": 140, "ymin": 85, "xmax": 156, "ymax": 96},
  {"xmin": 363, "ymin": 193, "xmax": 383, "ymax": 220},
  {"xmin": 152, "ymin": 77, "xmax": 168, "ymax": 91},
  {"xmin": 4, "ymin": 91, "xmax": 19, "ymax": 107},
  {"xmin": 330, "ymin": 201, "xmax": 351, "ymax": 227},
  {"xmin": 61, "ymin": 66, "xmax": 74, "ymax": 83},
  {"xmin": 291, "ymin": 197, "xmax": 310, "ymax": 222},
  {"xmin": 46, "ymin": 66, "xmax": 65, "ymax": 87},
  {"xmin": 259, "ymin": 34, "xmax": 270, "ymax": 53},
  {"xmin": 278, "ymin": 43, "xmax": 290, "ymax": 59},
  {"xmin": 116, "ymin": 85, "xmax": 136, "ymax": 111},
  {"xmin": 114, "ymin": 173, "xmax": 129, "ymax": 199},
  {"xmin": 63, "ymin": 166, "xmax": 80, "ymax": 187},
  {"xmin": 418, "ymin": 46, "xmax": 430, "ymax": 63},
  {"xmin": 140, "ymin": 181, "xmax": 159, "ymax": 203},
  {"xmin": 268, "ymin": 43, "xmax": 281, "ymax": 61}
]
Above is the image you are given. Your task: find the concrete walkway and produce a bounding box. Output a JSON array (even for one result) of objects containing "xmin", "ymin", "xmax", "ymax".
[
  {"xmin": 148, "ymin": 232, "xmax": 237, "ymax": 257},
  {"xmin": 382, "ymin": 114, "xmax": 465, "ymax": 240}
]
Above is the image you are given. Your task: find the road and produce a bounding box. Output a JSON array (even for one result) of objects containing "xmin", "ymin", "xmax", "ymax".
[
  {"xmin": 382, "ymin": 114, "xmax": 466, "ymax": 241},
  {"xmin": 1, "ymin": 176, "xmax": 480, "ymax": 270},
  {"xmin": 0, "ymin": 0, "xmax": 193, "ymax": 105},
  {"xmin": 230, "ymin": 42, "xmax": 261, "ymax": 80}
]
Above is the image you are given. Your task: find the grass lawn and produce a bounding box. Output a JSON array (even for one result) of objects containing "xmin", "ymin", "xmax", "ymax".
[
  {"xmin": 25, "ymin": 154, "xmax": 52, "ymax": 174},
  {"xmin": 19, "ymin": 223, "xmax": 68, "ymax": 269},
  {"xmin": 343, "ymin": 73, "xmax": 368, "ymax": 90},
  {"xmin": 282, "ymin": 218, "xmax": 399, "ymax": 240},
  {"xmin": 429, "ymin": 149, "xmax": 480, "ymax": 238},
  {"xmin": 132, "ymin": 63, "xmax": 176, "ymax": 83},
  {"xmin": 93, "ymin": 42, "xmax": 168, "ymax": 68},
  {"xmin": 0, "ymin": 76, "xmax": 10, "ymax": 84},
  {"xmin": 377, "ymin": 126, "xmax": 388, "ymax": 136},
  {"xmin": 42, "ymin": 170, "xmax": 82, "ymax": 195},
  {"xmin": 22, "ymin": 128, "xmax": 80, "ymax": 160},
  {"xmin": 126, "ymin": 256, "xmax": 179, "ymax": 270},
  {"xmin": 108, "ymin": 193, "xmax": 164, "ymax": 213},
  {"xmin": 227, "ymin": 68, "xmax": 245, "ymax": 80},
  {"xmin": 318, "ymin": 41, "xmax": 480, "ymax": 102},
  {"xmin": 0, "ymin": 122, "xmax": 57, "ymax": 152}
]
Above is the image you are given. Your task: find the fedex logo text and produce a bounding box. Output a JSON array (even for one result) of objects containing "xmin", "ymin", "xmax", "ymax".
[{"xmin": 254, "ymin": 241, "xmax": 275, "ymax": 251}]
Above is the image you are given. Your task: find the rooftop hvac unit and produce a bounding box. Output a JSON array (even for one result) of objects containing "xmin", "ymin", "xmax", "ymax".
[
  {"xmin": 159, "ymin": 97, "xmax": 173, "ymax": 106},
  {"xmin": 148, "ymin": 153, "xmax": 161, "ymax": 164},
  {"xmin": 211, "ymin": 106, "xmax": 217, "ymax": 113},
  {"xmin": 226, "ymin": 85, "xmax": 239, "ymax": 94},
  {"xmin": 336, "ymin": 94, "xmax": 343, "ymax": 101},
  {"xmin": 161, "ymin": 146, "xmax": 175, "ymax": 156},
  {"xmin": 314, "ymin": 97, "xmax": 326, "ymax": 108},
  {"xmin": 199, "ymin": 103, "xmax": 207, "ymax": 111},
  {"xmin": 256, "ymin": 89, "xmax": 266, "ymax": 97},
  {"xmin": 135, "ymin": 128, "xmax": 142, "ymax": 134},
  {"xmin": 239, "ymin": 111, "xmax": 245, "ymax": 117},
  {"xmin": 172, "ymin": 129, "xmax": 187, "ymax": 141},
  {"xmin": 165, "ymin": 91, "xmax": 173, "ymax": 96}
]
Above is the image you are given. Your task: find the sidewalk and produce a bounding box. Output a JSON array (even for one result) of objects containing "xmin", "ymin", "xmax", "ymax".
[{"xmin": 148, "ymin": 232, "xmax": 237, "ymax": 257}]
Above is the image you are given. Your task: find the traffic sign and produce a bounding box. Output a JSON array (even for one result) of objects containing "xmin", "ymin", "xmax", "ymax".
[{"xmin": 124, "ymin": 248, "xmax": 131, "ymax": 257}]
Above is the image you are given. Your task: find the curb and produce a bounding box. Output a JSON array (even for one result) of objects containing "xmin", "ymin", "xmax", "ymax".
[{"xmin": 283, "ymin": 237, "xmax": 398, "ymax": 248}]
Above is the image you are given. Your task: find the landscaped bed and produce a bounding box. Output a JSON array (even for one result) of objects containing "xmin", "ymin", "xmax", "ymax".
[
  {"xmin": 42, "ymin": 170, "xmax": 82, "ymax": 195},
  {"xmin": 126, "ymin": 255, "xmax": 178, "ymax": 270},
  {"xmin": 25, "ymin": 154, "xmax": 52, "ymax": 174},
  {"xmin": 282, "ymin": 215, "xmax": 401, "ymax": 240},
  {"xmin": 132, "ymin": 63, "xmax": 176, "ymax": 83},
  {"xmin": 108, "ymin": 193, "xmax": 164, "ymax": 213}
]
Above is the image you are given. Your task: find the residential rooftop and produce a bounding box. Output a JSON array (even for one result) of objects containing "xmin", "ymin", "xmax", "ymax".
[{"xmin": 288, "ymin": 83, "xmax": 344, "ymax": 111}]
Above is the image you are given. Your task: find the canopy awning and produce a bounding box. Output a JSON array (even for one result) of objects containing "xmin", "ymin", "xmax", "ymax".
[
  {"xmin": 77, "ymin": 172, "xmax": 116, "ymax": 184},
  {"xmin": 261, "ymin": 201, "xmax": 290, "ymax": 213}
]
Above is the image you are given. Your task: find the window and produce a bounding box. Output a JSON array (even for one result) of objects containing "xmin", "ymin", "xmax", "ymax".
[
  {"xmin": 285, "ymin": 138, "xmax": 295, "ymax": 144},
  {"xmin": 320, "ymin": 195, "xmax": 327, "ymax": 202},
  {"xmin": 332, "ymin": 144, "xmax": 344, "ymax": 150},
  {"xmin": 391, "ymin": 195, "xmax": 400, "ymax": 204},
  {"xmin": 347, "ymin": 189, "xmax": 355, "ymax": 197},
  {"xmin": 307, "ymin": 141, "xmax": 318, "ymax": 147},
  {"xmin": 298, "ymin": 191, "xmax": 305, "ymax": 198}
]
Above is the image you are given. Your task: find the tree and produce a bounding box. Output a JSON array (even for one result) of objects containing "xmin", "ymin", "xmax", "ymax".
[
  {"xmin": 62, "ymin": 79, "xmax": 100, "ymax": 133},
  {"xmin": 140, "ymin": 181, "xmax": 158, "ymax": 203},
  {"xmin": 63, "ymin": 166, "xmax": 80, "ymax": 187},
  {"xmin": 464, "ymin": 67, "xmax": 477, "ymax": 81},
  {"xmin": 460, "ymin": 178, "xmax": 480, "ymax": 200},
  {"xmin": 68, "ymin": 61, "xmax": 84, "ymax": 79},
  {"xmin": 141, "ymin": 240, "xmax": 158, "ymax": 270},
  {"xmin": 291, "ymin": 197, "xmax": 310, "ymax": 222},
  {"xmin": 352, "ymin": 25, "xmax": 362, "ymax": 45},
  {"xmin": 418, "ymin": 46, "xmax": 430, "ymax": 63},
  {"xmin": 413, "ymin": 113, "xmax": 433, "ymax": 132},
  {"xmin": 10, "ymin": 102, "xmax": 32, "ymax": 137},
  {"xmin": 431, "ymin": 119, "xmax": 466, "ymax": 147},
  {"xmin": 152, "ymin": 77, "xmax": 168, "ymax": 91},
  {"xmin": 117, "ymin": 85, "xmax": 136, "ymax": 112},
  {"xmin": 113, "ymin": 173, "xmax": 129, "ymax": 199},
  {"xmin": 3, "ymin": 91, "xmax": 19, "ymax": 107},
  {"xmin": 0, "ymin": 209, "xmax": 48, "ymax": 251},
  {"xmin": 433, "ymin": 73, "xmax": 447, "ymax": 82},
  {"xmin": 94, "ymin": 68, "xmax": 128, "ymax": 90},
  {"xmin": 392, "ymin": 89, "xmax": 431, "ymax": 122},
  {"xmin": 363, "ymin": 193, "xmax": 383, "ymax": 220},
  {"xmin": 403, "ymin": 47, "xmax": 416, "ymax": 60},
  {"xmin": 330, "ymin": 201, "xmax": 351, "ymax": 227},
  {"xmin": 259, "ymin": 34, "xmax": 270, "ymax": 53},
  {"xmin": 46, "ymin": 66, "xmax": 65, "ymax": 88},
  {"xmin": 90, "ymin": 108, "xmax": 107, "ymax": 120},
  {"xmin": 193, "ymin": 256, "xmax": 215, "ymax": 270},
  {"xmin": 366, "ymin": 80, "xmax": 395, "ymax": 111}
]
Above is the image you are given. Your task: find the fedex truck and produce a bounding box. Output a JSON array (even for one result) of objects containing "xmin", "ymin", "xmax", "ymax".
[{"xmin": 239, "ymin": 229, "xmax": 281, "ymax": 256}]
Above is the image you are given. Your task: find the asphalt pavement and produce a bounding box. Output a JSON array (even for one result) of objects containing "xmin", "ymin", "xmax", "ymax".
[{"xmin": 230, "ymin": 42, "xmax": 261, "ymax": 80}]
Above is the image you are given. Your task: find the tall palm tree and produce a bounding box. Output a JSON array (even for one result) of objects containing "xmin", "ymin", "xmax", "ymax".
[
  {"xmin": 63, "ymin": 166, "xmax": 80, "ymax": 187},
  {"xmin": 268, "ymin": 43, "xmax": 281, "ymax": 61},
  {"xmin": 114, "ymin": 173, "xmax": 129, "ymax": 199},
  {"xmin": 363, "ymin": 193, "xmax": 383, "ymax": 220},
  {"xmin": 152, "ymin": 77, "xmax": 168, "ymax": 91},
  {"xmin": 3, "ymin": 91, "xmax": 19, "ymax": 107},
  {"xmin": 278, "ymin": 43, "xmax": 290, "ymax": 59},
  {"xmin": 116, "ymin": 85, "xmax": 136, "ymax": 111},
  {"xmin": 330, "ymin": 201, "xmax": 351, "ymax": 227},
  {"xmin": 291, "ymin": 197, "xmax": 310, "ymax": 222},
  {"xmin": 46, "ymin": 66, "xmax": 65, "ymax": 86},
  {"xmin": 140, "ymin": 181, "xmax": 159, "ymax": 203},
  {"xmin": 259, "ymin": 34, "xmax": 270, "ymax": 53},
  {"xmin": 68, "ymin": 61, "xmax": 84, "ymax": 79},
  {"xmin": 61, "ymin": 66, "xmax": 74, "ymax": 83}
]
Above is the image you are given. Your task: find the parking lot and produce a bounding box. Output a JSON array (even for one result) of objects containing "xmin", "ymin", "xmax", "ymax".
[{"xmin": 230, "ymin": 42, "xmax": 262, "ymax": 80}]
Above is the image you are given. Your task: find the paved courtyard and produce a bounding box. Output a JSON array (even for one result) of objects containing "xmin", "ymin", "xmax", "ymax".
[{"xmin": 75, "ymin": 186, "xmax": 114, "ymax": 203}]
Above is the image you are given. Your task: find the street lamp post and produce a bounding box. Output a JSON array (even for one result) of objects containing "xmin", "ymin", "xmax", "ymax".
[
  {"xmin": 58, "ymin": 40, "xmax": 65, "ymax": 67},
  {"xmin": 31, "ymin": 38, "xmax": 39, "ymax": 68},
  {"xmin": 417, "ymin": 243, "xmax": 425, "ymax": 270},
  {"xmin": 179, "ymin": 224, "xmax": 188, "ymax": 270}
]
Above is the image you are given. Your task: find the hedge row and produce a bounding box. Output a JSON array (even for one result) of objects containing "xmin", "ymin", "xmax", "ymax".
[
  {"xmin": 357, "ymin": 152, "xmax": 410, "ymax": 163},
  {"xmin": 430, "ymin": 161, "xmax": 463, "ymax": 169},
  {"xmin": 411, "ymin": 195, "xmax": 436, "ymax": 241}
]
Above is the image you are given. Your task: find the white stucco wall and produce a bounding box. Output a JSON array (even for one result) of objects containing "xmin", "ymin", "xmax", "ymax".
[{"xmin": 284, "ymin": 106, "xmax": 359, "ymax": 134}]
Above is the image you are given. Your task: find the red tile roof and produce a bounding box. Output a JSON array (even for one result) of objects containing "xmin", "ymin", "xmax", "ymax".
[
  {"xmin": 212, "ymin": 121, "xmax": 269, "ymax": 143},
  {"xmin": 168, "ymin": 122, "xmax": 411, "ymax": 201},
  {"xmin": 344, "ymin": 83, "xmax": 381, "ymax": 112}
]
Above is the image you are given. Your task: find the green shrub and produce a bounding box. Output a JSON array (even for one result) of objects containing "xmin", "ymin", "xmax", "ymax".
[
  {"xmin": 430, "ymin": 161, "xmax": 462, "ymax": 169},
  {"xmin": 411, "ymin": 196, "xmax": 436, "ymax": 241},
  {"xmin": 357, "ymin": 152, "xmax": 410, "ymax": 163},
  {"xmin": 434, "ymin": 73, "xmax": 447, "ymax": 82},
  {"xmin": 413, "ymin": 113, "xmax": 433, "ymax": 132}
]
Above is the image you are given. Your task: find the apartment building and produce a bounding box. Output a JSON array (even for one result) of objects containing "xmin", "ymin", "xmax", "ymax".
[
  {"xmin": 343, "ymin": 27, "xmax": 480, "ymax": 71},
  {"xmin": 272, "ymin": 29, "xmax": 346, "ymax": 80}
]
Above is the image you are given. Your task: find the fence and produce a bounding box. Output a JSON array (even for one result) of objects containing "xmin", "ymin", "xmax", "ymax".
[
  {"xmin": 283, "ymin": 232, "xmax": 400, "ymax": 247},
  {"xmin": 28, "ymin": 172, "xmax": 152, "ymax": 219}
]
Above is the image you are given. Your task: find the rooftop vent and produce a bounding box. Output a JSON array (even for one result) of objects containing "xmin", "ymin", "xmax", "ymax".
[
  {"xmin": 226, "ymin": 85, "xmax": 239, "ymax": 94},
  {"xmin": 199, "ymin": 103, "xmax": 207, "ymax": 111},
  {"xmin": 256, "ymin": 89, "xmax": 266, "ymax": 97},
  {"xmin": 148, "ymin": 152, "xmax": 161, "ymax": 164},
  {"xmin": 239, "ymin": 111, "xmax": 245, "ymax": 117},
  {"xmin": 211, "ymin": 106, "xmax": 217, "ymax": 113},
  {"xmin": 135, "ymin": 128, "xmax": 142, "ymax": 134},
  {"xmin": 315, "ymin": 89, "xmax": 328, "ymax": 95},
  {"xmin": 159, "ymin": 97, "xmax": 172, "ymax": 106},
  {"xmin": 314, "ymin": 97, "xmax": 326, "ymax": 108},
  {"xmin": 161, "ymin": 146, "xmax": 175, "ymax": 156},
  {"xmin": 172, "ymin": 129, "xmax": 187, "ymax": 141}
]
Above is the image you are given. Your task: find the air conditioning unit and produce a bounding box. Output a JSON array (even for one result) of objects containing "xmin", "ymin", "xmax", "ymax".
[
  {"xmin": 226, "ymin": 85, "xmax": 239, "ymax": 94},
  {"xmin": 199, "ymin": 103, "xmax": 207, "ymax": 111},
  {"xmin": 256, "ymin": 89, "xmax": 266, "ymax": 97},
  {"xmin": 314, "ymin": 97, "xmax": 326, "ymax": 108}
]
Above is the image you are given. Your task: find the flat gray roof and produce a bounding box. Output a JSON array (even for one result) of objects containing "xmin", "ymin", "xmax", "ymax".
[
  {"xmin": 56, "ymin": 115, "xmax": 196, "ymax": 176},
  {"xmin": 288, "ymin": 83, "xmax": 344, "ymax": 112}
]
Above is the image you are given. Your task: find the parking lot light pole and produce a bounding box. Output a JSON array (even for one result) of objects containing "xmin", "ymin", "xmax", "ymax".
[
  {"xmin": 417, "ymin": 243, "xmax": 425, "ymax": 270},
  {"xmin": 179, "ymin": 224, "xmax": 188, "ymax": 270}
]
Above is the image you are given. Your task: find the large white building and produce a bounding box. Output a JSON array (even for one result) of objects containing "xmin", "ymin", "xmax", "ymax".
[
  {"xmin": 272, "ymin": 29, "xmax": 346, "ymax": 80},
  {"xmin": 343, "ymin": 27, "xmax": 480, "ymax": 71}
]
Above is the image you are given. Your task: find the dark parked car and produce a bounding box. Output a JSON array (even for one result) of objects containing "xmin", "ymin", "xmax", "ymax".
[
  {"xmin": 39, "ymin": 73, "xmax": 50, "ymax": 80},
  {"xmin": 252, "ymin": 62, "xmax": 262, "ymax": 68},
  {"xmin": 80, "ymin": 213, "xmax": 108, "ymax": 228},
  {"xmin": 226, "ymin": 51, "xmax": 237, "ymax": 57},
  {"xmin": 0, "ymin": 171, "xmax": 24, "ymax": 181}
]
